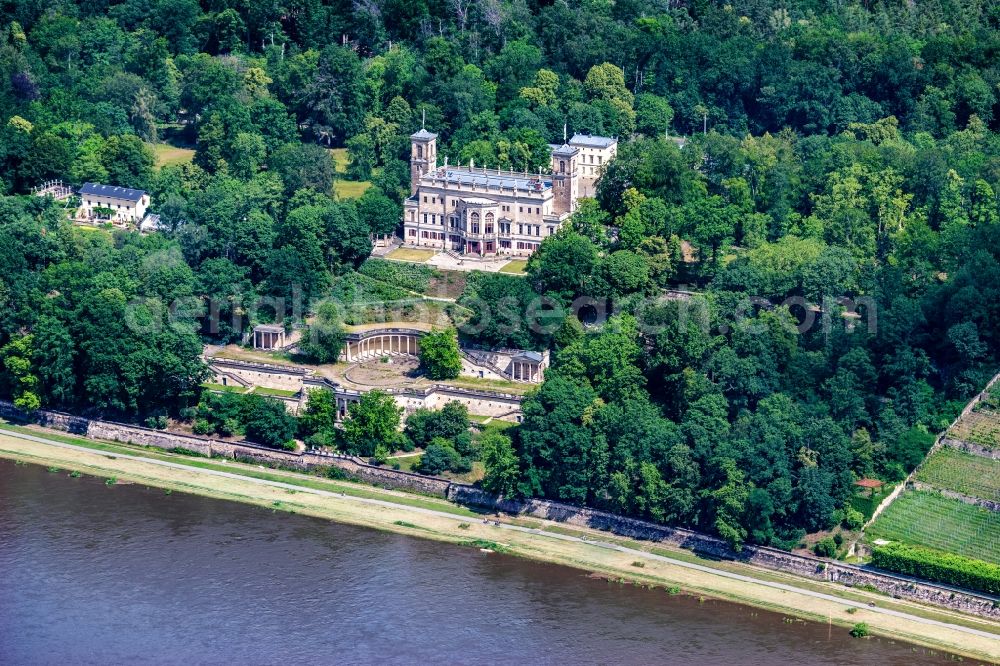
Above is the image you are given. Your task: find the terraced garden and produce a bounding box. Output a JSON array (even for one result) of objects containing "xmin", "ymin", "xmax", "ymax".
[
  {"xmin": 915, "ymin": 447, "xmax": 1000, "ymax": 501},
  {"xmin": 867, "ymin": 490, "xmax": 1000, "ymax": 565},
  {"xmin": 947, "ymin": 409, "xmax": 1000, "ymax": 450}
]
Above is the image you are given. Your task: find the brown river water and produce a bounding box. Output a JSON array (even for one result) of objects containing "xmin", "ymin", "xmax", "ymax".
[{"xmin": 0, "ymin": 459, "xmax": 964, "ymax": 665}]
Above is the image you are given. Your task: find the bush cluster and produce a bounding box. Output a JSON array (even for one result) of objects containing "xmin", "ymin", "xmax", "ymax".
[{"xmin": 871, "ymin": 543, "xmax": 1000, "ymax": 596}]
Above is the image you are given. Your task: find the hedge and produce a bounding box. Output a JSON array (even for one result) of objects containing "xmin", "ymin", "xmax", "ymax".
[{"xmin": 871, "ymin": 542, "xmax": 1000, "ymax": 595}]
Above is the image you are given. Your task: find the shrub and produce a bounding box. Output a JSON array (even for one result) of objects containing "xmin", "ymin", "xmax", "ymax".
[
  {"xmin": 813, "ymin": 536, "xmax": 837, "ymax": 558},
  {"xmin": 144, "ymin": 415, "xmax": 168, "ymax": 430},
  {"xmin": 192, "ymin": 418, "xmax": 213, "ymax": 435},
  {"xmin": 849, "ymin": 622, "xmax": 869, "ymax": 638},
  {"xmin": 843, "ymin": 506, "xmax": 865, "ymax": 530},
  {"xmin": 833, "ymin": 532, "xmax": 844, "ymax": 547},
  {"xmin": 871, "ymin": 542, "xmax": 1000, "ymax": 595},
  {"xmin": 405, "ymin": 402, "xmax": 470, "ymax": 449},
  {"xmin": 417, "ymin": 439, "xmax": 463, "ymax": 475},
  {"xmin": 359, "ymin": 259, "xmax": 435, "ymax": 293}
]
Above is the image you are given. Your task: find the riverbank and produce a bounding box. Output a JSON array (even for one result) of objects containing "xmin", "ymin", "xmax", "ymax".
[{"xmin": 1, "ymin": 426, "xmax": 999, "ymax": 662}]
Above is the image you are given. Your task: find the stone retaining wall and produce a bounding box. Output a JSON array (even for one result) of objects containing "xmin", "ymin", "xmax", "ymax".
[
  {"xmin": 941, "ymin": 437, "xmax": 1000, "ymax": 460},
  {"xmin": 910, "ymin": 481, "xmax": 1000, "ymax": 512},
  {"xmin": 3, "ymin": 400, "xmax": 998, "ymax": 619},
  {"xmin": 447, "ymin": 486, "xmax": 1000, "ymax": 619}
]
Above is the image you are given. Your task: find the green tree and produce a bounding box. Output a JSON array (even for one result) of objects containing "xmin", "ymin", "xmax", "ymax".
[
  {"xmin": 480, "ymin": 431, "xmax": 520, "ymax": 496},
  {"xmin": 1, "ymin": 335, "xmax": 41, "ymax": 411},
  {"xmin": 299, "ymin": 388, "xmax": 338, "ymax": 447},
  {"xmin": 342, "ymin": 389, "xmax": 402, "ymax": 457},
  {"xmin": 299, "ymin": 301, "xmax": 346, "ymax": 364},
  {"xmin": 268, "ymin": 143, "xmax": 336, "ymax": 196},
  {"xmin": 419, "ymin": 328, "xmax": 462, "ymax": 380},
  {"xmin": 526, "ymin": 231, "xmax": 599, "ymax": 304},
  {"xmin": 243, "ymin": 395, "xmax": 298, "ymax": 450}
]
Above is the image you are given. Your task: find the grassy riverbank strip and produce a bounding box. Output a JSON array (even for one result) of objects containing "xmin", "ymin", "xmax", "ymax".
[{"xmin": 1, "ymin": 426, "xmax": 998, "ymax": 661}]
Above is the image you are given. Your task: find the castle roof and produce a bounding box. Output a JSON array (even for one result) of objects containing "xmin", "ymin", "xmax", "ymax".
[
  {"xmin": 410, "ymin": 128, "xmax": 437, "ymax": 141},
  {"xmin": 551, "ymin": 143, "xmax": 579, "ymax": 157},
  {"xmin": 424, "ymin": 167, "xmax": 551, "ymax": 194},
  {"xmin": 569, "ymin": 133, "xmax": 616, "ymax": 148}
]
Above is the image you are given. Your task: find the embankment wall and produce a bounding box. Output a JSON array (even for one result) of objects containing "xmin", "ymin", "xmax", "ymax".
[{"xmin": 2, "ymin": 400, "xmax": 998, "ymax": 619}]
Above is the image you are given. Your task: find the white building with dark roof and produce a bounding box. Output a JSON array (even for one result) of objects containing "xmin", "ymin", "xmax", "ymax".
[
  {"xmin": 402, "ymin": 129, "xmax": 616, "ymax": 257},
  {"xmin": 77, "ymin": 183, "xmax": 150, "ymax": 224}
]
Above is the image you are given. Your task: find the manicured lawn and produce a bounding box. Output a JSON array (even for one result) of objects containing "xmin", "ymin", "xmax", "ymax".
[
  {"xmin": 202, "ymin": 383, "xmax": 247, "ymax": 394},
  {"xmin": 252, "ymin": 386, "xmax": 299, "ymax": 398},
  {"xmin": 334, "ymin": 179, "xmax": 372, "ymax": 199},
  {"xmin": 915, "ymin": 446, "xmax": 1000, "ymax": 501},
  {"xmin": 327, "ymin": 148, "xmax": 373, "ymax": 199},
  {"xmin": 498, "ymin": 260, "xmax": 528, "ymax": 274},
  {"xmin": 390, "ymin": 454, "xmax": 422, "ymax": 473},
  {"xmin": 443, "ymin": 376, "xmax": 535, "ymax": 395},
  {"xmin": 149, "ymin": 142, "xmax": 195, "ymax": 169},
  {"xmin": 867, "ymin": 490, "xmax": 1000, "ymax": 564},
  {"xmin": 386, "ymin": 247, "xmax": 436, "ymax": 263},
  {"xmin": 328, "ymin": 147, "xmax": 349, "ymax": 174}
]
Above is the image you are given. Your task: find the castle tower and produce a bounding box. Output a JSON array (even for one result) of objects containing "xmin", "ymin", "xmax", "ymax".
[
  {"xmin": 550, "ymin": 133, "xmax": 579, "ymax": 215},
  {"xmin": 410, "ymin": 125, "xmax": 437, "ymax": 196}
]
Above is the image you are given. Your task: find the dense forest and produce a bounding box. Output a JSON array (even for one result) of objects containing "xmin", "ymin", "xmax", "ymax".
[{"xmin": 2, "ymin": 0, "xmax": 1000, "ymax": 548}]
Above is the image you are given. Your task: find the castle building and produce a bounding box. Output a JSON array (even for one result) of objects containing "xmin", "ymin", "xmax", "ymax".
[{"xmin": 402, "ymin": 129, "xmax": 617, "ymax": 257}]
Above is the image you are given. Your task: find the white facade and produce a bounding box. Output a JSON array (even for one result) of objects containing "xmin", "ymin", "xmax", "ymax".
[
  {"xmin": 402, "ymin": 131, "xmax": 617, "ymax": 258},
  {"xmin": 77, "ymin": 183, "xmax": 150, "ymax": 224}
]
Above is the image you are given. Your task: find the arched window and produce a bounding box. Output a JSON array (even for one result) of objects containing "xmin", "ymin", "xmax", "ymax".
[
  {"xmin": 416, "ymin": 145, "xmax": 424, "ymax": 159},
  {"xmin": 470, "ymin": 211, "xmax": 480, "ymax": 234},
  {"xmin": 559, "ymin": 160, "xmax": 566, "ymax": 173},
  {"xmin": 485, "ymin": 212, "xmax": 495, "ymax": 234}
]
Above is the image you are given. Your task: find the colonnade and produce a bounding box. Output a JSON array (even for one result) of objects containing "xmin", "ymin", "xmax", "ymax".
[
  {"xmin": 511, "ymin": 361, "xmax": 540, "ymax": 382},
  {"xmin": 345, "ymin": 334, "xmax": 420, "ymax": 362}
]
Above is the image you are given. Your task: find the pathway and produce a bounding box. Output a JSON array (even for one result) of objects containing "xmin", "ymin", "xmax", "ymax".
[{"xmin": 2, "ymin": 427, "xmax": 998, "ymax": 644}]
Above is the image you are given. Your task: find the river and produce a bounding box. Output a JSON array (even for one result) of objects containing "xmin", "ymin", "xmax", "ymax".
[{"xmin": 0, "ymin": 460, "xmax": 956, "ymax": 664}]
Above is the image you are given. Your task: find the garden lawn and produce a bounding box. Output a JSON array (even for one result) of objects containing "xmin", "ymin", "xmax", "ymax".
[
  {"xmin": 867, "ymin": 490, "xmax": 1000, "ymax": 565},
  {"xmin": 334, "ymin": 179, "xmax": 372, "ymax": 199},
  {"xmin": 149, "ymin": 142, "xmax": 195, "ymax": 169},
  {"xmin": 498, "ymin": 260, "xmax": 528, "ymax": 274},
  {"xmin": 915, "ymin": 447, "xmax": 1000, "ymax": 501},
  {"xmin": 386, "ymin": 247, "xmax": 436, "ymax": 263}
]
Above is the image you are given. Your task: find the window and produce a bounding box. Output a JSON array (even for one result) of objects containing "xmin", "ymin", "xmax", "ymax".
[
  {"xmin": 423, "ymin": 196, "xmax": 427, "ymax": 203},
  {"xmin": 519, "ymin": 206, "xmax": 523, "ymax": 213},
  {"xmin": 534, "ymin": 225, "xmax": 540, "ymax": 236},
  {"xmin": 535, "ymin": 207, "xmax": 540, "ymax": 214},
  {"xmin": 417, "ymin": 145, "xmax": 424, "ymax": 159},
  {"xmin": 422, "ymin": 214, "xmax": 427, "ymax": 224},
  {"xmin": 559, "ymin": 160, "xmax": 565, "ymax": 173},
  {"xmin": 408, "ymin": 229, "xmax": 416, "ymax": 237}
]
